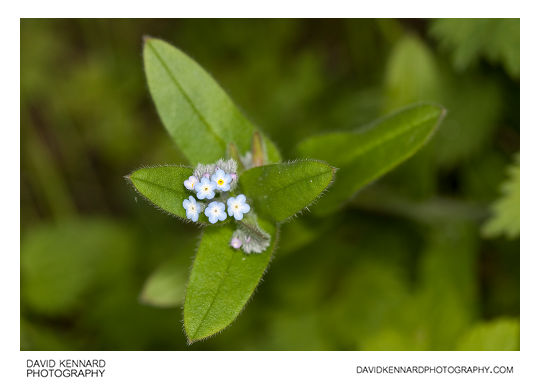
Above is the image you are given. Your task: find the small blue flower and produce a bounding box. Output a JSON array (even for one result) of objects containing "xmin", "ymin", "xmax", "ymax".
[
  {"xmin": 211, "ymin": 169, "xmax": 233, "ymax": 192},
  {"xmin": 182, "ymin": 196, "xmax": 201, "ymax": 222},
  {"xmin": 205, "ymin": 201, "xmax": 227, "ymax": 224},
  {"xmin": 195, "ymin": 177, "xmax": 216, "ymax": 200},
  {"xmin": 227, "ymin": 194, "xmax": 250, "ymax": 220},
  {"xmin": 184, "ymin": 175, "xmax": 198, "ymax": 191}
]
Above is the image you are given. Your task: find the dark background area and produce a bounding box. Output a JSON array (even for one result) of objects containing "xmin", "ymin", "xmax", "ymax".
[{"xmin": 21, "ymin": 19, "xmax": 519, "ymax": 350}]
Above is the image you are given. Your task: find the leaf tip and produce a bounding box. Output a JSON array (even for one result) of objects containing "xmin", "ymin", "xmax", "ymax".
[
  {"xmin": 426, "ymin": 101, "xmax": 447, "ymax": 120},
  {"xmin": 184, "ymin": 327, "xmax": 203, "ymax": 345},
  {"xmin": 440, "ymin": 106, "xmax": 448, "ymax": 120},
  {"xmin": 432, "ymin": 103, "xmax": 448, "ymax": 132},
  {"xmin": 440, "ymin": 104, "xmax": 447, "ymax": 114},
  {"xmin": 123, "ymin": 173, "xmax": 136, "ymax": 187}
]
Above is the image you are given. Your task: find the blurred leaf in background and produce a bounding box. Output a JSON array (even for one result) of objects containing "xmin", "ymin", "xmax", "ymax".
[
  {"xmin": 415, "ymin": 222, "xmax": 479, "ymax": 350},
  {"xmin": 430, "ymin": 18, "xmax": 520, "ymax": 78},
  {"xmin": 140, "ymin": 254, "xmax": 189, "ymax": 308},
  {"xmin": 21, "ymin": 219, "xmax": 135, "ymax": 316},
  {"xmin": 483, "ymin": 154, "xmax": 520, "ymax": 239},
  {"xmin": 457, "ymin": 318, "xmax": 519, "ymax": 351}
]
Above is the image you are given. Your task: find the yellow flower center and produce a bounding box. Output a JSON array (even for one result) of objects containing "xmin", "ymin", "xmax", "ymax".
[{"xmin": 217, "ymin": 179, "xmax": 224, "ymax": 185}]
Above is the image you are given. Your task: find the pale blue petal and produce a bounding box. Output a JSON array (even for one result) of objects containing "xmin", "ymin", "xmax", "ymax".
[{"xmin": 187, "ymin": 211, "xmax": 198, "ymax": 222}]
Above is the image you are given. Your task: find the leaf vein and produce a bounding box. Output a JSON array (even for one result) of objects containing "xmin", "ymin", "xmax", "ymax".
[
  {"xmin": 256, "ymin": 168, "xmax": 332, "ymax": 197},
  {"xmin": 348, "ymin": 112, "xmax": 439, "ymax": 159},
  {"xmin": 131, "ymin": 176, "xmax": 184, "ymax": 196},
  {"xmin": 147, "ymin": 41, "xmax": 226, "ymax": 150},
  {"xmin": 190, "ymin": 245, "xmax": 236, "ymax": 340}
]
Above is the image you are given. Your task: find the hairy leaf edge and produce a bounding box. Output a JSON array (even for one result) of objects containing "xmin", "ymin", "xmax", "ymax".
[
  {"xmin": 182, "ymin": 224, "xmax": 281, "ymax": 344},
  {"xmin": 125, "ymin": 164, "xmax": 208, "ymax": 228},
  {"xmin": 239, "ymin": 159, "xmax": 338, "ymax": 223}
]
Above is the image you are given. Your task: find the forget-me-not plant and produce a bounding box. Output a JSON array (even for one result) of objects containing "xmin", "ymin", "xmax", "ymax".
[{"xmin": 128, "ymin": 38, "xmax": 343, "ymax": 343}]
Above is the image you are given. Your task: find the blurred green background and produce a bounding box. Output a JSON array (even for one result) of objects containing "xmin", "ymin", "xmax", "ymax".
[{"xmin": 21, "ymin": 19, "xmax": 519, "ymax": 350}]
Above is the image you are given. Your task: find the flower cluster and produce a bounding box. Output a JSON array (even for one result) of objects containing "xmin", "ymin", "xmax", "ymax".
[
  {"xmin": 180, "ymin": 158, "xmax": 269, "ymax": 254},
  {"xmin": 181, "ymin": 159, "xmax": 250, "ymax": 224}
]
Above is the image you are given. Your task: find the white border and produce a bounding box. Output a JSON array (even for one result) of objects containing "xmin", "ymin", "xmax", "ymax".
[
  {"xmin": 19, "ymin": 351, "xmax": 522, "ymax": 383},
  {"xmin": 7, "ymin": 0, "xmax": 524, "ymax": 18}
]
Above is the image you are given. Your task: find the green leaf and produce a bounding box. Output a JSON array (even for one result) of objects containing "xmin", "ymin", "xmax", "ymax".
[
  {"xmin": 140, "ymin": 255, "xmax": 189, "ymax": 308},
  {"xmin": 184, "ymin": 218, "xmax": 277, "ymax": 342},
  {"xmin": 143, "ymin": 38, "xmax": 281, "ymax": 165},
  {"xmin": 384, "ymin": 35, "xmax": 439, "ymax": 112},
  {"xmin": 127, "ymin": 165, "xmax": 193, "ymax": 221},
  {"xmin": 296, "ymin": 103, "xmax": 445, "ymax": 214},
  {"xmin": 430, "ymin": 19, "xmax": 520, "ymax": 78},
  {"xmin": 239, "ymin": 160, "xmax": 336, "ymax": 222},
  {"xmin": 483, "ymin": 154, "xmax": 520, "ymax": 239},
  {"xmin": 457, "ymin": 318, "xmax": 519, "ymax": 351},
  {"xmin": 21, "ymin": 219, "xmax": 134, "ymax": 315},
  {"xmin": 416, "ymin": 222, "xmax": 479, "ymax": 349},
  {"xmin": 383, "ymin": 34, "xmax": 504, "ymax": 168}
]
